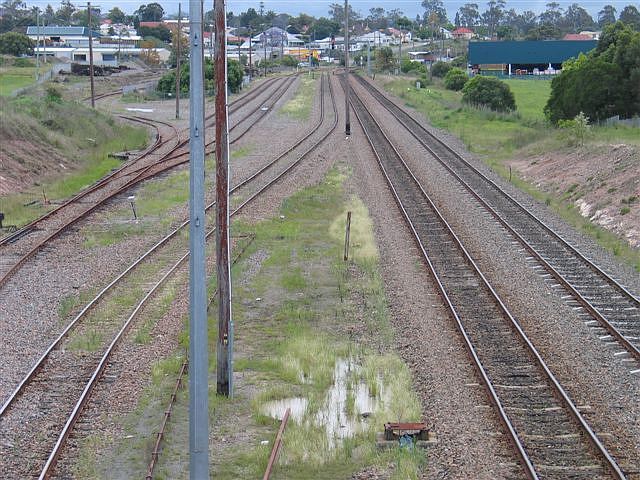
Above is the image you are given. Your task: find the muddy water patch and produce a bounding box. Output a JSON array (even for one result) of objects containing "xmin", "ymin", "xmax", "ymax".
[{"xmin": 262, "ymin": 358, "xmax": 387, "ymax": 446}]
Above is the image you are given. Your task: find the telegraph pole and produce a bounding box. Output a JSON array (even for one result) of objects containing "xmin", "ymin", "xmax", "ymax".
[
  {"xmin": 35, "ymin": 8, "xmax": 40, "ymax": 80},
  {"xmin": 344, "ymin": 0, "xmax": 350, "ymax": 136},
  {"xmin": 88, "ymin": 2, "xmax": 95, "ymax": 108},
  {"xmin": 214, "ymin": 0, "xmax": 232, "ymax": 398},
  {"xmin": 248, "ymin": 27, "xmax": 252, "ymax": 80},
  {"xmin": 175, "ymin": 3, "xmax": 181, "ymax": 119},
  {"xmin": 367, "ymin": 40, "xmax": 371, "ymax": 77},
  {"xmin": 188, "ymin": 0, "xmax": 208, "ymax": 476}
]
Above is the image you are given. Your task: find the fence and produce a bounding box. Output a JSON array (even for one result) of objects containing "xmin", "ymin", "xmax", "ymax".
[{"xmin": 602, "ymin": 115, "xmax": 640, "ymax": 128}]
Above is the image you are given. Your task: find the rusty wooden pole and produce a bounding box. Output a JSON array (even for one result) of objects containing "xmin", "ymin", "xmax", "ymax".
[
  {"xmin": 215, "ymin": 0, "xmax": 233, "ymax": 397},
  {"xmin": 344, "ymin": 211, "xmax": 352, "ymax": 261}
]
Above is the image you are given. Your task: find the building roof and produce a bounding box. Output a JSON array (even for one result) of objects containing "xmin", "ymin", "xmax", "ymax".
[
  {"xmin": 563, "ymin": 33, "xmax": 593, "ymax": 41},
  {"xmin": 469, "ymin": 40, "xmax": 597, "ymax": 64},
  {"xmin": 139, "ymin": 21, "xmax": 163, "ymax": 28},
  {"xmin": 26, "ymin": 26, "xmax": 100, "ymax": 37},
  {"xmin": 453, "ymin": 27, "xmax": 473, "ymax": 34}
]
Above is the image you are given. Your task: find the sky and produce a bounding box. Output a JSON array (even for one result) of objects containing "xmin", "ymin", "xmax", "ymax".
[{"xmin": 26, "ymin": 0, "xmax": 639, "ymax": 21}]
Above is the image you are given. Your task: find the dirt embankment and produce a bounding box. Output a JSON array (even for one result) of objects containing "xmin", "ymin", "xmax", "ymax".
[
  {"xmin": 0, "ymin": 117, "xmax": 72, "ymax": 195},
  {"xmin": 510, "ymin": 144, "xmax": 640, "ymax": 248}
]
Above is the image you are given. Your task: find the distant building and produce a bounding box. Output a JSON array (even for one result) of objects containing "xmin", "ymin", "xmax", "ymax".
[
  {"xmin": 563, "ymin": 33, "xmax": 593, "ymax": 41},
  {"xmin": 452, "ymin": 27, "xmax": 474, "ymax": 40},
  {"xmin": 469, "ymin": 40, "xmax": 597, "ymax": 76},
  {"xmin": 26, "ymin": 26, "xmax": 100, "ymax": 48}
]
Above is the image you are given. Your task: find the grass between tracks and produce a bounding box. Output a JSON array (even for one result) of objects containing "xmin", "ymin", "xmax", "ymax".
[
  {"xmin": 383, "ymin": 77, "xmax": 640, "ymax": 271},
  {"xmin": 75, "ymin": 166, "xmax": 425, "ymax": 479},
  {"xmin": 279, "ymin": 75, "xmax": 317, "ymax": 120}
]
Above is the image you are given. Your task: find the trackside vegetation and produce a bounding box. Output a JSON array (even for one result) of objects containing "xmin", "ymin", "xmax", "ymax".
[
  {"xmin": 0, "ymin": 89, "xmax": 148, "ymax": 226},
  {"xmin": 156, "ymin": 58, "xmax": 244, "ymax": 95},
  {"xmin": 545, "ymin": 22, "xmax": 640, "ymax": 123}
]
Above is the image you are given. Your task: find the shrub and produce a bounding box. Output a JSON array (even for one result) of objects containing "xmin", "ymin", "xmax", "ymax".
[
  {"xmin": 280, "ymin": 55, "xmax": 298, "ymax": 67},
  {"xmin": 14, "ymin": 57, "xmax": 34, "ymax": 67},
  {"xmin": 417, "ymin": 75, "xmax": 432, "ymax": 88},
  {"xmin": 443, "ymin": 67, "xmax": 468, "ymax": 91},
  {"xmin": 462, "ymin": 75, "xmax": 516, "ymax": 112},
  {"xmin": 431, "ymin": 61, "xmax": 452, "ymax": 78},
  {"xmin": 0, "ymin": 32, "xmax": 34, "ymax": 56},
  {"xmin": 45, "ymin": 85, "xmax": 63, "ymax": 104},
  {"xmin": 401, "ymin": 57, "xmax": 426, "ymax": 74}
]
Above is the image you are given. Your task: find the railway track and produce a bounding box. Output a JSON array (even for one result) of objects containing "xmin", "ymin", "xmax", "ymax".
[
  {"xmin": 0, "ymin": 73, "xmax": 338, "ymax": 479},
  {"xmin": 348, "ymin": 78, "xmax": 628, "ymax": 479},
  {"xmin": 353, "ymin": 75, "xmax": 640, "ymax": 368},
  {"xmin": 0, "ymin": 75, "xmax": 295, "ymax": 291}
]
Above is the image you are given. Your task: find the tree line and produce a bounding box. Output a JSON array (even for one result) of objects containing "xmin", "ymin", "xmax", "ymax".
[{"xmin": 2, "ymin": 0, "xmax": 639, "ymax": 40}]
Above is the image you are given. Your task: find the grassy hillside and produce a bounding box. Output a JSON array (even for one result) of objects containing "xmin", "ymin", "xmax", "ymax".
[{"xmin": 0, "ymin": 87, "xmax": 148, "ymax": 226}]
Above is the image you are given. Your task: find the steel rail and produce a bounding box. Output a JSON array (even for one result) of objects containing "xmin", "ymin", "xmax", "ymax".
[
  {"xmin": 35, "ymin": 72, "xmax": 337, "ymax": 479},
  {"xmin": 0, "ymin": 76, "xmax": 284, "ymax": 248},
  {"xmin": 0, "ymin": 76, "xmax": 296, "ymax": 290},
  {"xmin": 354, "ymin": 75, "xmax": 640, "ymax": 362},
  {"xmin": 0, "ymin": 74, "xmax": 313, "ymax": 417},
  {"xmin": 0, "ymin": 116, "xmax": 170, "ymax": 247},
  {"xmin": 348, "ymin": 81, "xmax": 626, "ymax": 480}
]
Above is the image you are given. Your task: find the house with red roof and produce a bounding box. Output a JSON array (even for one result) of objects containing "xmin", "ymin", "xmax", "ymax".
[{"xmin": 452, "ymin": 27, "xmax": 474, "ymax": 40}]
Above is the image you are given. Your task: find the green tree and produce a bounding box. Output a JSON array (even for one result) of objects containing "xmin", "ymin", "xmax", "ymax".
[
  {"xmin": 444, "ymin": 67, "xmax": 468, "ymax": 90},
  {"xmin": 0, "ymin": 31, "xmax": 33, "ymax": 55},
  {"xmin": 375, "ymin": 46, "xmax": 394, "ymax": 72},
  {"xmin": 598, "ymin": 5, "xmax": 617, "ymax": 27},
  {"xmin": 138, "ymin": 25, "xmax": 172, "ymax": 42},
  {"xmin": 157, "ymin": 58, "xmax": 244, "ymax": 96},
  {"xmin": 107, "ymin": 7, "xmax": 126, "ymax": 24},
  {"xmin": 462, "ymin": 75, "xmax": 516, "ymax": 112},
  {"xmin": 422, "ymin": 0, "xmax": 448, "ymax": 25},
  {"xmin": 619, "ymin": 5, "xmax": 640, "ymax": 31},
  {"xmin": 135, "ymin": 3, "xmax": 164, "ymax": 22},
  {"xmin": 431, "ymin": 60, "xmax": 452, "ymax": 77}
]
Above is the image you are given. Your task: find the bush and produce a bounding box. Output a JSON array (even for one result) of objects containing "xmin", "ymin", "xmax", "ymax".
[
  {"xmin": 14, "ymin": 57, "xmax": 34, "ymax": 67},
  {"xmin": 431, "ymin": 61, "xmax": 452, "ymax": 78},
  {"xmin": 443, "ymin": 68, "xmax": 468, "ymax": 91},
  {"xmin": 280, "ymin": 55, "xmax": 298, "ymax": 67},
  {"xmin": 462, "ymin": 76, "xmax": 516, "ymax": 112},
  {"xmin": 156, "ymin": 58, "xmax": 244, "ymax": 96},
  {"xmin": 401, "ymin": 57, "xmax": 426, "ymax": 74},
  {"xmin": 417, "ymin": 75, "xmax": 432, "ymax": 88},
  {"xmin": 0, "ymin": 32, "xmax": 34, "ymax": 56}
]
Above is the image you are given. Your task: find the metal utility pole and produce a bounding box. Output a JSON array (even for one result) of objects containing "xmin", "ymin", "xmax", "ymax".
[
  {"xmin": 367, "ymin": 40, "xmax": 371, "ymax": 77},
  {"xmin": 188, "ymin": 0, "xmax": 208, "ymax": 476},
  {"xmin": 344, "ymin": 0, "xmax": 350, "ymax": 136},
  {"xmin": 398, "ymin": 30, "xmax": 402, "ymax": 75},
  {"xmin": 214, "ymin": 0, "xmax": 232, "ymax": 398},
  {"xmin": 88, "ymin": 2, "xmax": 95, "ymax": 108},
  {"xmin": 263, "ymin": 29, "xmax": 267, "ymax": 77},
  {"xmin": 175, "ymin": 3, "xmax": 181, "ymax": 119},
  {"xmin": 248, "ymin": 27, "xmax": 252, "ymax": 81},
  {"xmin": 209, "ymin": 22, "xmax": 214, "ymax": 63},
  {"xmin": 35, "ymin": 8, "xmax": 40, "ymax": 80}
]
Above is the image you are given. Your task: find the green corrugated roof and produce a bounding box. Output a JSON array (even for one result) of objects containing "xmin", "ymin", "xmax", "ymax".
[
  {"xmin": 26, "ymin": 26, "xmax": 101, "ymax": 37},
  {"xmin": 469, "ymin": 40, "xmax": 597, "ymax": 65}
]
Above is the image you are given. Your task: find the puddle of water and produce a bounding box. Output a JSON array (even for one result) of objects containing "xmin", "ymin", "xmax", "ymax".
[
  {"xmin": 262, "ymin": 358, "xmax": 385, "ymax": 447},
  {"xmin": 263, "ymin": 397, "xmax": 308, "ymax": 423}
]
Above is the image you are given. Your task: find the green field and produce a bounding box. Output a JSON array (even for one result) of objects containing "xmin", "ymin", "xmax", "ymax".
[
  {"xmin": 502, "ymin": 79, "xmax": 551, "ymax": 121},
  {"xmin": 0, "ymin": 73, "xmax": 35, "ymax": 95},
  {"xmin": 0, "ymin": 63, "xmax": 53, "ymax": 96}
]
